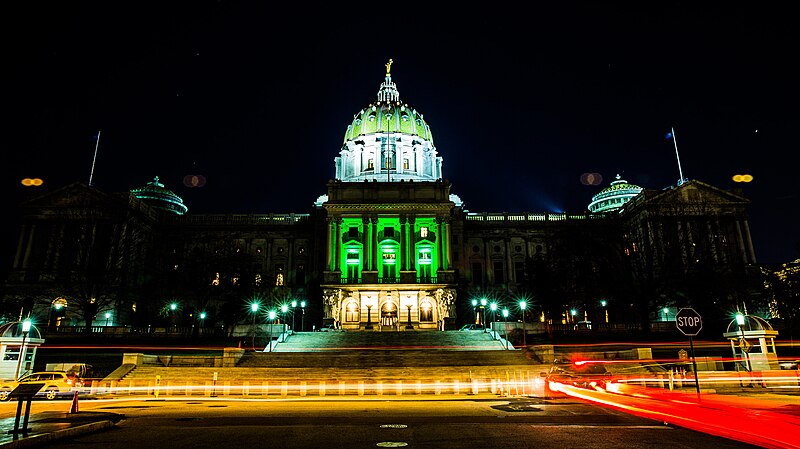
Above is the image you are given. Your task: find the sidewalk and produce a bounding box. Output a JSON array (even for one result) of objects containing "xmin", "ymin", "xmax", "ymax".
[{"xmin": 0, "ymin": 410, "xmax": 122, "ymax": 448}]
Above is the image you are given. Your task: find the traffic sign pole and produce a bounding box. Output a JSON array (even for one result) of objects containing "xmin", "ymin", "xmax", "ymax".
[
  {"xmin": 689, "ymin": 336, "xmax": 700, "ymax": 401},
  {"xmin": 675, "ymin": 307, "xmax": 703, "ymax": 402}
]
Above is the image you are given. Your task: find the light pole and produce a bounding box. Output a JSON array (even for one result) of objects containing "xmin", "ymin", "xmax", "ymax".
[
  {"xmin": 199, "ymin": 312, "xmax": 206, "ymax": 335},
  {"xmin": 490, "ymin": 302, "xmax": 497, "ymax": 334},
  {"xmin": 570, "ymin": 308, "xmax": 577, "ymax": 324},
  {"xmin": 291, "ymin": 300, "xmax": 298, "ymax": 333},
  {"xmin": 502, "ymin": 308, "xmax": 509, "ymax": 350},
  {"xmin": 104, "ymin": 312, "xmax": 111, "ymax": 326},
  {"xmin": 600, "ymin": 300, "xmax": 608, "ymax": 323},
  {"xmin": 366, "ymin": 304, "xmax": 373, "ymax": 329},
  {"xmin": 170, "ymin": 302, "xmax": 178, "ymax": 328},
  {"xmin": 300, "ymin": 301, "xmax": 306, "ymax": 332},
  {"xmin": 406, "ymin": 303, "xmax": 413, "ymax": 329},
  {"xmin": 519, "ymin": 300, "xmax": 527, "ymax": 349},
  {"xmin": 480, "ymin": 298, "xmax": 487, "ymax": 332},
  {"xmin": 736, "ymin": 312, "xmax": 750, "ymax": 371},
  {"xmin": 250, "ymin": 302, "xmax": 259, "ymax": 350},
  {"xmin": 15, "ymin": 319, "xmax": 32, "ymax": 379},
  {"xmin": 281, "ymin": 304, "xmax": 289, "ymax": 328},
  {"xmin": 267, "ymin": 310, "xmax": 277, "ymax": 352},
  {"xmin": 663, "ymin": 307, "xmax": 670, "ymax": 322}
]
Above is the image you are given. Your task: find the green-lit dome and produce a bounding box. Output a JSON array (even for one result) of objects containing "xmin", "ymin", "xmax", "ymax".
[
  {"xmin": 131, "ymin": 176, "xmax": 188, "ymax": 215},
  {"xmin": 335, "ymin": 60, "xmax": 442, "ymax": 182},
  {"xmin": 588, "ymin": 175, "xmax": 643, "ymax": 213}
]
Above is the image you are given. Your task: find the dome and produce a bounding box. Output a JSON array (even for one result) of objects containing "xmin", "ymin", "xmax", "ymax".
[
  {"xmin": 0, "ymin": 321, "xmax": 43, "ymax": 339},
  {"xmin": 131, "ymin": 176, "xmax": 188, "ymax": 215},
  {"xmin": 588, "ymin": 174, "xmax": 643, "ymax": 213},
  {"xmin": 335, "ymin": 60, "xmax": 443, "ymax": 182},
  {"xmin": 725, "ymin": 314, "xmax": 774, "ymax": 333}
]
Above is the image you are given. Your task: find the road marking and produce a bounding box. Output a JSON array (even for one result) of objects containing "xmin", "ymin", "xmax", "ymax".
[
  {"xmin": 376, "ymin": 443, "xmax": 408, "ymax": 447},
  {"xmin": 379, "ymin": 424, "xmax": 408, "ymax": 428}
]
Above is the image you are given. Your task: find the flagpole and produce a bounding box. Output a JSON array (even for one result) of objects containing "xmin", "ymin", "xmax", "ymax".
[
  {"xmin": 88, "ymin": 130, "xmax": 101, "ymax": 187},
  {"xmin": 671, "ymin": 126, "xmax": 686, "ymax": 185}
]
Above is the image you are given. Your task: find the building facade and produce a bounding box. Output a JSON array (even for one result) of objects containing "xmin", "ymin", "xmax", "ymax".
[{"xmin": 2, "ymin": 63, "xmax": 759, "ymax": 333}]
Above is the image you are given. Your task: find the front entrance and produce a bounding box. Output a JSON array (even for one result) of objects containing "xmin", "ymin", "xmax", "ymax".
[{"xmin": 380, "ymin": 302, "xmax": 398, "ymax": 327}]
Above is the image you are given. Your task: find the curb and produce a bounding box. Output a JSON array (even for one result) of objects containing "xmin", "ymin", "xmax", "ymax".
[{"xmin": 0, "ymin": 420, "xmax": 115, "ymax": 449}]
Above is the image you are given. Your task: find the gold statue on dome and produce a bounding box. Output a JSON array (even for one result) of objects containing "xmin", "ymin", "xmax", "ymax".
[{"xmin": 385, "ymin": 59, "xmax": 393, "ymax": 75}]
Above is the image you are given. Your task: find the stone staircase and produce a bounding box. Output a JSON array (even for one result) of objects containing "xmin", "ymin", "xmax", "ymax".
[{"xmin": 103, "ymin": 331, "xmax": 546, "ymax": 397}]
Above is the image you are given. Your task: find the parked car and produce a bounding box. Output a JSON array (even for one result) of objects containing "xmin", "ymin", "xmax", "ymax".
[{"xmin": 0, "ymin": 371, "xmax": 82, "ymax": 401}]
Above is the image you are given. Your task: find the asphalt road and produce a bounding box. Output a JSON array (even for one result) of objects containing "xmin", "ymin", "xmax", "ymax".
[{"xmin": 1, "ymin": 396, "xmax": 761, "ymax": 448}]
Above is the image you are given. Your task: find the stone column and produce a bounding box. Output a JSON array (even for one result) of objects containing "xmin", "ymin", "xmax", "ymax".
[
  {"xmin": 400, "ymin": 215, "xmax": 407, "ymax": 271},
  {"xmin": 444, "ymin": 218, "xmax": 452, "ymax": 270},
  {"xmin": 363, "ymin": 216, "xmax": 371, "ymax": 271},
  {"xmin": 334, "ymin": 218, "xmax": 343, "ymax": 272},
  {"xmin": 326, "ymin": 218, "xmax": 333, "ymax": 270},
  {"xmin": 436, "ymin": 217, "xmax": 444, "ymax": 272},
  {"xmin": 372, "ymin": 215, "xmax": 379, "ymax": 273},
  {"xmin": 408, "ymin": 216, "xmax": 416, "ymax": 272}
]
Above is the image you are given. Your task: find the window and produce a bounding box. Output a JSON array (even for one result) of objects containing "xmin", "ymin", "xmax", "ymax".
[
  {"xmin": 420, "ymin": 227, "xmax": 428, "ymax": 238},
  {"xmin": 348, "ymin": 227, "xmax": 359, "ymax": 238},
  {"xmin": 472, "ymin": 245, "xmax": 480, "ymax": 253},
  {"xmin": 256, "ymin": 247, "xmax": 263, "ymax": 254},
  {"xmin": 345, "ymin": 302, "xmax": 360, "ymax": 322},
  {"xmin": 368, "ymin": 159, "xmax": 374, "ymax": 170},
  {"xmin": 420, "ymin": 301, "xmax": 433, "ymax": 322},
  {"xmin": 494, "ymin": 245, "xmax": 501, "ymax": 253},
  {"xmin": 275, "ymin": 264, "xmax": 285, "ymax": 286},
  {"xmin": 296, "ymin": 265, "xmax": 306, "ymax": 284},
  {"xmin": 255, "ymin": 273, "xmax": 262, "ymax": 287},
  {"xmin": 277, "ymin": 247, "xmax": 285, "ymax": 254},
  {"xmin": 472, "ymin": 262, "xmax": 483, "ymax": 285},
  {"xmin": 494, "ymin": 261, "xmax": 505, "ymax": 284},
  {"xmin": 514, "ymin": 261, "xmax": 525, "ymax": 283},
  {"xmin": 403, "ymin": 159, "xmax": 409, "ymax": 169},
  {"xmin": 384, "ymin": 227, "xmax": 395, "ymax": 238},
  {"xmin": 298, "ymin": 247, "xmax": 305, "ymax": 255},
  {"xmin": 418, "ymin": 249, "xmax": 432, "ymax": 265}
]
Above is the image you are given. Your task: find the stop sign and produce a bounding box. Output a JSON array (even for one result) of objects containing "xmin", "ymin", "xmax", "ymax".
[{"xmin": 675, "ymin": 307, "xmax": 703, "ymax": 336}]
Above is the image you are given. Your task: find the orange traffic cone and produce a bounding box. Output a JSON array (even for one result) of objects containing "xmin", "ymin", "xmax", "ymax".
[{"xmin": 69, "ymin": 390, "xmax": 79, "ymax": 413}]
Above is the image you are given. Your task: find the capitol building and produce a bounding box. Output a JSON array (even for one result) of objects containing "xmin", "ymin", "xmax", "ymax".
[{"xmin": 3, "ymin": 62, "xmax": 758, "ymax": 333}]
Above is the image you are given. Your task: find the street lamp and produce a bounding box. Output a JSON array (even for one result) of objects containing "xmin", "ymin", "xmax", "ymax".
[
  {"xmin": 601, "ymin": 300, "xmax": 608, "ymax": 323},
  {"xmin": 519, "ymin": 300, "xmax": 527, "ymax": 349},
  {"xmin": 663, "ymin": 307, "xmax": 670, "ymax": 322},
  {"xmin": 490, "ymin": 302, "xmax": 497, "ymax": 333},
  {"xmin": 250, "ymin": 302, "xmax": 260, "ymax": 350},
  {"xmin": 15, "ymin": 319, "xmax": 32, "ymax": 379},
  {"xmin": 199, "ymin": 312, "xmax": 206, "ymax": 335},
  {"xmin": 570, "ymin": 308, "xmax": 577, "ymax": 324},
  {"xmin": 480, "ymin": 298, "xmax": 487, "ymax": 332},
  {"xmin": 281, "ymin": 304, "xmax": 289, "ymax": 327},
  {"xmin": 291, "ymin": 300, "xmax": 298, "ymax": 332},
  {"xmin": 501, "ymin": 308, "xmax": 509, "ymax": 350},
  {"xmin": 169, "ymin": 302, "xmax": 179, "ymax": 327},
  {"xmin": 267, "ymin": 310, "xmax": 277, "ymax": 352},
  {"xmin": 104, "ymin": 312, "xmax": 111, "ymax": 326},
  {"xmin": 736, "ymin": 312, "xmax": 750, "ymax": 371},
  {"xmin": 300, "ymin": 301, "xmax": 306, "ymax": 332}
]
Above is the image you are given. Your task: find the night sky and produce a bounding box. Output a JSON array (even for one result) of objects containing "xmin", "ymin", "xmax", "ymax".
[{"xmin": 2, "ymin": 2, "xmax": 798, "ymax": 266}]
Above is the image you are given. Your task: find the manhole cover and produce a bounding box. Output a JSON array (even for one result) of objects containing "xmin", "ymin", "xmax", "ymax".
[
  {"xmin": 379, "ymin": 424, "xmax": 408, "ymax": 429},
  {"xmin": 491, "ymin": 403, "xmax": 543, "ymax": 412},
  {"xmin": 376, "ymin": 443, "xmax": 408, "ymax": 448}
]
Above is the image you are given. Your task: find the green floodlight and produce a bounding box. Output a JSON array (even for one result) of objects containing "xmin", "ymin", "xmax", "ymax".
[
  {"xmin": 490, "ymin": 303, "xmax": 497, "ymax": 311},
  {"xmin": 200, "ymin": 312, "xmax": 206, "ymax": 320},
  {"xmin": 170, "ymin": 303, "xmax": 178, "ymax": 311},
  {"xmin": 268, "ymin": 310, "xmax": 277, "ymax": 320},
  {"xmin": 480, "ymin": 298, "xmax": 487, "ymax": 306},
  {"xmin": 300, "ymin": 301, "xmax": 306, "ymax": 308},
  {"xmin": 570, "ymin": 309, "xmax": 577, "ymax": 316},
  {"xmin": 519, "ymin": 300, "xmax": 527, "ymax": 310},
  {"xmin": 502, "ymin": 309, "xmax": 509, "ymax": 318},
  {"xmin": 281, "ymin": 304, "xmax": 288, "ymax": 313},
  {"xmin": 54, "ymin": 303, "xmax": 63, "ymax": 310},
  {"xmin": 251, "ymin": 303, "xmax": 259, "ymax": 313},
  {"xmin": 291, "ymin": 300, "xmax": 297, "ymax": 308},
  {"xmin": 471, "ymin": 299, "xmax": 478, "ymax": 306},
  {"xmin": 600, "ymin": 300, "xmax": 607, "ymax": 307},
  {"xmin": 22, "ymin": 319, "xmax": 32, "ymax": 333},
  {"xmin": 663, "ymin": 308, "xmax": 670, "ymax": 314},
  {"xmin": 736, "ymin": 313, "xmax": 745, "ymax": 326},
  {"xmin": 105, "ymin": 312, "xmax": 111, "ymax": 319}
]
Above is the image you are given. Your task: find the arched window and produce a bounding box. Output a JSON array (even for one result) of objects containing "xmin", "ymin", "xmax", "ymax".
[
  {"xmin": 419, "ymin": 300, "xmax": 433, "ymax": 322},
  {"xmin": 345, "ymin": 301, "xmax": 360, "ymax": 322}
]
